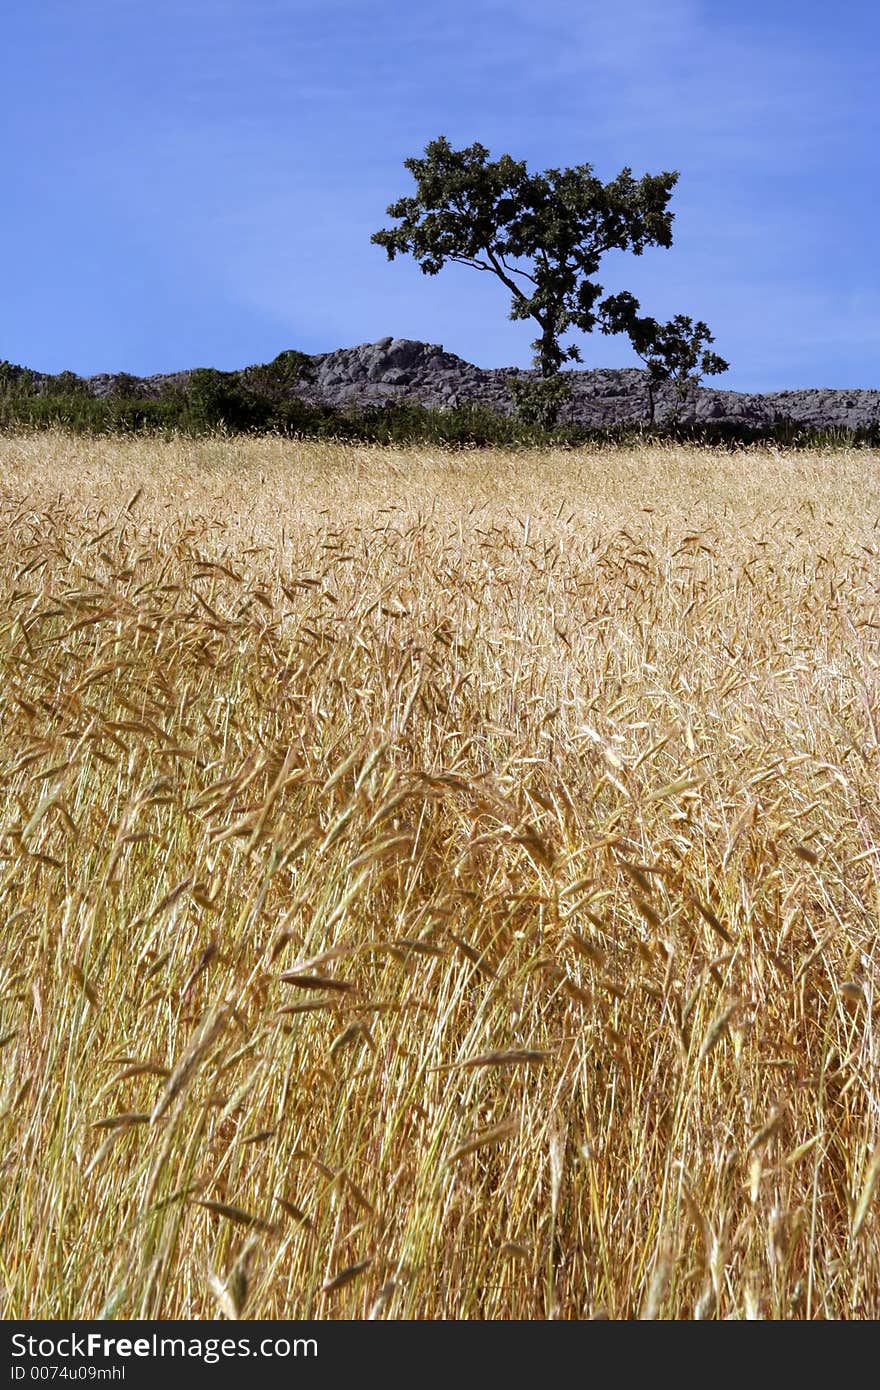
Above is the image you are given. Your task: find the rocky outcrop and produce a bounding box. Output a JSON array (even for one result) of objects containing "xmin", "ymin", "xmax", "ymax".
[
  {"xmin": 295, "ymin": 338, "xmax": 880, "ymax": 431},
  {"xmin": 23, "ymin": 338, "xmax": 880, "ymax": 432}
]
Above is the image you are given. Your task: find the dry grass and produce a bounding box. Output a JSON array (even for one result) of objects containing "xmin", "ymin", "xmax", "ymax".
[{"xmin": 1, "ymin": 430, "xmax": 879, "ymax": 1320}]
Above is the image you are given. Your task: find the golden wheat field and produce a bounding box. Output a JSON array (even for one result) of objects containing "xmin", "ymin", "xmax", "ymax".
[{"xmin": 1, "ymin": 431, "xmax": 879, "ymax": 1320}]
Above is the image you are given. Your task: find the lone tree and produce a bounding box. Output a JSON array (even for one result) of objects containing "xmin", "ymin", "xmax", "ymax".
[
  {"xmin": 599, "ymin": 292, "xmax": 729, "ymax": 425},
  {"xmin": 371, "ymin": 135, "xmax": 681, "ymax": 427}
]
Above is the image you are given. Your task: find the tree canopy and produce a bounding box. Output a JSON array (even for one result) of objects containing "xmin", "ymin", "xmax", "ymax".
[
  {"xmin": 372, "ymin": 136, "xmax": 679, "ymax": 381},
  {"xmin": 599, "ymin": 292, "xmax": 730, "ymax": 422}
]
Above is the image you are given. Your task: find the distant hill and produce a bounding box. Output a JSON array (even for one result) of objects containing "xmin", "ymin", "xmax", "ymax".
[{"xmin": 4, "ymin": 338, "xmax": 879, "ymax": 432}]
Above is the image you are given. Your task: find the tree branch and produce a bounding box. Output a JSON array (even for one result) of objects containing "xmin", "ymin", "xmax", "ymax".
[
  {"xmin": 498, "ymin": 254, "xmax": 537, "ymax": 287},
  {"xmin": 484, "ymin": 247, "xmax": 533, "ymax": 308},
  {"xmin": 450, "ymin": 256, "xmax": 495, "ymax": 273}
]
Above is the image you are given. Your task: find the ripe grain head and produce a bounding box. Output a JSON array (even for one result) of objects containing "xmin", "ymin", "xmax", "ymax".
[{"xmin": 0, "ymin": 431, "xmax": 878, "ymax": 1318}]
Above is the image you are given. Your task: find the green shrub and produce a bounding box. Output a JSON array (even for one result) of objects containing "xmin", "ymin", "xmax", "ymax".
[
  {"xmin": 186, "ymin": 368, "xmax": 271, "ymax": 432},
  {"xmin": 241, "ymin": 350, "xmax": 315, "ymax": 402},
  {"xmin": 0, "ymin": 354, "xmax": 876, "ymax": 450},
  {"xmin": 44, "ymin": 370, "xmax": 91, "ymax": 398}
]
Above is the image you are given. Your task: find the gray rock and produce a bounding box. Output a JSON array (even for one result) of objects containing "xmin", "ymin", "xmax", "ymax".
[{"xmin": 20, "ymin": 337, "xmax": 880, "ymax": 432}]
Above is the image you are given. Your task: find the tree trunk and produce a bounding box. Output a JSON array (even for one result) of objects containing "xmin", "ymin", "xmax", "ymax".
[{"xmin": 540, "ymin": 324, "xmax": 557, "ymax": 378}]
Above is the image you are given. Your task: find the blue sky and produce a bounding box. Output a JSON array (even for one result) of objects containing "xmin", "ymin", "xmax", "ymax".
[{"xmin": 3, "ymin": 0, "xmax": 877, "ymax": 390}]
